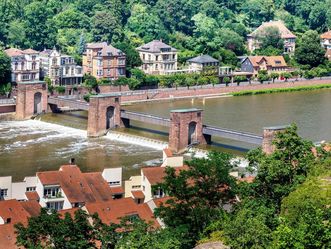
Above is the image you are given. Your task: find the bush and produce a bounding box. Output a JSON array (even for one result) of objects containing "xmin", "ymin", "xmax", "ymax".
[
  {"xmin": 303, "ymin": 70, "xmax": 316, "ymax": 79},
  {"xmin": 55, "ymin": 86, "xmax": 65, "ymax": 94}
]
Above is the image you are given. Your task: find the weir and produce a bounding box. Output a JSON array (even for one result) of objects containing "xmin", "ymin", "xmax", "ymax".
[{"xmin": 15, "ymin": 82, "xmax": 286, "ymax": 154}]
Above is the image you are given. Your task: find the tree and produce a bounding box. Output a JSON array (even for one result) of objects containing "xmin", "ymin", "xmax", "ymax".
[
  {"xmin": 0, "ymin": 50, "xmax": 11, "ymax": 86},
  {"xmin": 270, "ymin": 72, "xmax": 279, "ymax": 83},
  {"xmin": 256, "ymin": 26, "xmax": 284, "ymax": 50},
  {"xmin": 92, "ymin": 10, "xmax": 123, "ymax": 43},
  {"xmin": 234, "ymin": 76, "xmax": 246, "ymax": 86},
  {"xmin": 155, "ymin": 152, "xmax": 237, "ymax": 247},
  {"xmin": 281, "ymin": 72, "xmax": 292, "ymax": 82},
  {"xmin": 257, "ymin": 70, "xmax": 270, "ymax": 84},
  {"xmin": 295, "ymin": 30, "xmax": 326, "ymax": 68},
  {"xmin": 83, "ymin": 74, "xmax": 98, "ymax": 91},
  {"xmin": 115, "ymin": 42, "xmax": 142, "ymax": 76}
]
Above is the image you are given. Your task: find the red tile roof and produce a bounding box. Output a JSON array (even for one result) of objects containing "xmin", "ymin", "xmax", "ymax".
[
  {"xmin": 85, "ymin": 198, "xmax": 160, "ymax": 227},
  {"xmin": 110, "ymin": 186, "xmax": 124, "ymax": 195},
  {"xmin": 25, "ymin": 191, "xmax": 39, "ymax": 201},
  {"xmin": 153, "ymin": 197, "xmax": 172, "ymax": 208},
  {"xmin": 247, "ymin": 56, "xmax": 287, "ymax": 68},
  {"xmin": 22, "ymin": 48, "xmax": 38, "ymax": 54},
  {"xmin": 321, "ymin": 31, "xmax": 331, "ymax": 39},
  {"xmin": 142, "ymin": 166, "xmax": 188, "ymax": 185},
  {"xmin": 131, "ymin": 191, "xmax": 145, "ymax": 199},
  {"xmin": 249, "ymin": 20, "xmax": 296, "ymax": 39},
  {"xmin": 163, "ymin": 148, "xmax": 173, "ymax": 157},
  {"xmin": 58, "ymin": 208, "xmax": 80, "ymax": 219},
  {"xmin": 4, "ymin": 48, "xmax": 23, "ymax": 57},
  {"xmin": 0, "ymin": 200, "xmax": 41, "ymax": 249},
  {"xmin": 37, "ymin": 165, "xmax": 114, "ymax": 204}
]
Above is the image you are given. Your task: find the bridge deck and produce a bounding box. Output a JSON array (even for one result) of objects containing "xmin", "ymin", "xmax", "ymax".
[
  {"xmin": 203, "ymin": 125, "xmax": 263, "ymax": 144},
  {"xmin": 120, "ymin": 110, "xmax": 170, "ymax": 127},
  {"xmin": 48, "ymin": 97, "xmax": 89, "ymax": 111}
]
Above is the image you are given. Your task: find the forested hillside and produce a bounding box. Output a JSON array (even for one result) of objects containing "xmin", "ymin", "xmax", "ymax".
[{"xmin": 0, "ymin": 0, "xmax": 330, "ymax": 65}]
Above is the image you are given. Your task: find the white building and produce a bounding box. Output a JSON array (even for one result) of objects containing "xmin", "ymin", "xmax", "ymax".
[
  {"xmin": 187, "ymin": 55, "xmax": 219, "ymax": 73},
  {"xmin": 136, "ymin": 40, "xmax": 178, "ymax": 75},
  {"xmin": 4, "ymin": 48, "xmax": 40, "ymax": 83},
  {"xmin": 321, "ymin": 30, "xmax": 331, "ymax": 50},
  {"xmin": 40, "ymin": 48, "xmax": 83, "ymax": 86},
  {"xmin": 0, "ymin": 176, "xmax": 37, "ymax": 201}
]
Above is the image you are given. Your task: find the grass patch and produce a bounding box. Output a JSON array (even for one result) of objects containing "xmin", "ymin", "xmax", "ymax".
[{"xmin": 232, "ymin": 83, "xmax": 331, "ymax": 96}]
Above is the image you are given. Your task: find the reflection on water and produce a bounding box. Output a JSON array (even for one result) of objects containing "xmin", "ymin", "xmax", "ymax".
[{"xmin": 0, "ymin": 120, "xmax": 162, "ymax": 181}]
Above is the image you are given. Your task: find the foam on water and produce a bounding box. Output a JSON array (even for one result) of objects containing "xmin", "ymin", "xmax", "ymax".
[{"xmin": 106, "ymin": 131, "xmax": 168, "ymax": 151}]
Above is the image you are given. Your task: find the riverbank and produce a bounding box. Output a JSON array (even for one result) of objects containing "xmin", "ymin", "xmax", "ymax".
[
  {"xmin": 122, "ymin": 79, "xmax": 331, "ymax": 104},
  {"xmin": 232, "ymin": 83, "xmax": 331, "ymax": 96}
]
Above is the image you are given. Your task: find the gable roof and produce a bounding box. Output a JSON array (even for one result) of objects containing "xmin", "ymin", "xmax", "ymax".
[
  {"xmin": 137, "ymin": 40, "xmax": 177, "ymax": 53},
  {"xmin": 4, "ymin": 48, "xmax": 24, "ymax": 57},
  {"xmin": 85, "ymin": 198, "xmax": 160, "ymax": 227},
  {"xmin": 99, "ymin": 44, "xmax": 124, "ymax": 56},
  {"xmin": 37, "ymin": 165, "xmax": 114, "ymax": 204},
  {"xmin": 249, "ymin": 20, "xmax": 296, "ymax": 39},
  {"xmin": 86, "ymin": 42, "xmax": 108, "ymax": 49},
  {"xmin": 187, "ymin": 55, "xmax": 219, "ymax": 64},
  {"xmin": 142, "ymin": 165, "xmax": 188, "ymax": 185},
  {"xmin": 22, "ymin": 48, "xmax": 39, "ymax": 54},
  {"xmin": 321, "ymin": 31, "xmax": 331, "ymax": 39},
  {"xmin": 245, "ymin": 56, "xmax": 287, "ymax": 67}
]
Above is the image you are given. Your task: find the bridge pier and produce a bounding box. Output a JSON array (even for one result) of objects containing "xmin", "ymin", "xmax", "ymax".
[
  {"xmin": 16, "ymin": 81, "xmax": 48, "ymax": 119},
  {"xmin": 262, "ymin": 126, "xmax": 288, "ymax": 155},
  {"xmin": 87, "ymin": 94, "xmax": 122, "ymax": 137},
  {"xmin": 169, "ymin": 108, "xmax": 207, "ymax": 154}
]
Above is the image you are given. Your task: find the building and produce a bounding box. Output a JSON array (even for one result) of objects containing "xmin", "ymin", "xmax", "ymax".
[
  {"xmin": 247, "ymin": 20, "xmax": 296, "ymax": 54},
  {"xmin": 325, "ymin": 49, "xmax": 331, "ymax": 61},
  {"xmin": 0, "ymin": 165, "xmax": 123, "ymax": 211},
  {"xmin": 40, "ymin": 48, "xmax": 83, "ymax": 85},
  {"xmin": 321, "ymin": 30, "xmax": 331, "ymax": 50},
  {"xmin": 4, "ymin": 48, "xmax": 40, "ymax": 83},
  {"xmin": 136, "ymin": 40, "xmax": 178, "ymax": 75},
  {"xmin": 82, "ymin": 42, "xmax": 126, "ymax": 80},
  {"xmin": 241, "ymin": 56, "xmax": 288, "ymax": 75},
  {"xmin": 187, "ymin": 55, "xmax": 219, "ymax": 73},
  {"xmin": 0, "ymin": 199, "xmax": 41, "ymax": 249},
  {"xmin": 125, "ymin": 149, "xmax": 186, "ymax": 203}
]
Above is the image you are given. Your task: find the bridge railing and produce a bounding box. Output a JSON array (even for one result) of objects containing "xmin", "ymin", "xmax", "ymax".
[
  {"xmin": 48, "ymin": 96, "xmax": 89, "ymax": 110},
  {"xmin": 203, "ymin": 125, "xmax": 263, "ymax": 145},
  {"xmin": 120, "ymin": 110, "xmax": 170, "ymax": 127}
]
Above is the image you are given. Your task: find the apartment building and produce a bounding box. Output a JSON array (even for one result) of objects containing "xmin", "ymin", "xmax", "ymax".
[
  {"xmin": 40, "ymin": 48, "xmax": 83, "ymax": 85},
  {"xmin": 82, "ymin": 42, "xmax": 126, "ymax": 80},
  {"xmin": 4, "ymin": 48, "xmax": 40, "ymax": 83},
  {"xmin": 136, "ymin": 40, "xmax": 178, "ymax": 75},
  {"xmin": 247, "ymin": 20, "xmax": 296, "ymax": 54}
]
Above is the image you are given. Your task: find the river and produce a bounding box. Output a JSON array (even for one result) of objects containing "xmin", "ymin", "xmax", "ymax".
[{"xmin": 1, "ymin": 89, "xmax": 330, "ymax": 180}]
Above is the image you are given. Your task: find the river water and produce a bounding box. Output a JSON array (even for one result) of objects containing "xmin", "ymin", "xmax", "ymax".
[{"xmin": 1, "ymin": 89, "xmax": 330, "ymax": 180}]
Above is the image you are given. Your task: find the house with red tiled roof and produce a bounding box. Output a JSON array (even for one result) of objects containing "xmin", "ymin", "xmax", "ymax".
[
  {"xmin": 321, "ymin": 30, "xmax": 331, "ymax": 50},
  {"xmin": 241, "ymin": 56, "xmax": 288, "ymax": 75},
  {"xmin": 83, "ymin": 197, "xmax": 160, "ymax": 228},
  {"xmin": 4, "ymin": 48, "xmax": 40, "ymax": 83},
  {"xmin": 36, "ymin": 165, "xmax": 123, "ymax": 211},
  {"xmin": 124, "ymin": 149, "xmax": 187, "ymax": 203},
  {"xmin": 0, "ymin": 199, "xmax": 41, "ymax": 249},
  {"xmin": 247, "ymin": 20, "xmax": 296, "ymax": 54}
]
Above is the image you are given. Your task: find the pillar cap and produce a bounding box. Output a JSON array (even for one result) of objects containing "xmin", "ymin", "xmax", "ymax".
[
  {"xmin": 263, "ymin": 125, "xmax": 290, "ymax": 131},
  {"xmin": 171, "ymin": 108, "xmax": 203, "ymax": 113}
]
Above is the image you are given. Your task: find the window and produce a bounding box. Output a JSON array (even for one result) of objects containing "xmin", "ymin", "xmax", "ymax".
[
  {"xmin": 26, "ymin": 187, "xmax": 36, "ymax": 192},
  {"xmin": 118, "ymin": 59, "xmax": 125, "ymax": 65},
  {"xmin": 155, "ymin": 56, "xmax": 158, "ymax": 61},
  {"xmin": 0, "ymin": 189, "xmax": 8, "ymax": 198},
  {"xmin": 32, "ymin": 56, "xmax": 36, "ymax": 61},
  {"xmin": 32, "ymin": 62, "xmax": 36, "ymax": 70},
  {"xmin": 46, "ymin": 201, "xmax": 63, "ymax": 211},
  {"xmin": 132, "ymin": 185, "xmax": 141, "ymax": 189},
  {"xmin": 14, "ymin": 62, "xmax": 18, "ymax": 70},
  {"xmin": 43, "ymin": 187, "xmax": 61, "ymax": 198},
  {"xmin": 118, "ymin": 68, "xmax": 125, "ymax": 75},
  {"xmin": 22, "ymin": 74, "xmax": 30, "ymax": 80},
  {"xmin": 109, "ymin": 181, "xmax": 120, "ymax": 186}
]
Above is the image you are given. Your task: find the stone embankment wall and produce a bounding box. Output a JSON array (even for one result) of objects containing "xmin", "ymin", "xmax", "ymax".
[{"xmin": 121, "ymin": 79, "xmax": 331, "ymax": 103}]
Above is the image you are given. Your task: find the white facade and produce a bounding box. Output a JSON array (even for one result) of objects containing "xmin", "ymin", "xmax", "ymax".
[
  {"xmin": 40, "ymin": 48, "xmax": 83, "ymax": 86},
  {"xmin": 0, "ymin": 176, "xmax": 37, "ymax": 201},
  {"xmin": 5, "ymin": 48, "xmax": 41, "ymax": 83},
  {"xmin": 137, "ymin": 40, "xmax": 178, "ymax": 75},
  {"xmin": 124, "ymin": 175, "xmax": 142, "ymax": 198},
  {"xmin": 102, "ymin": 168, "xmax": 122, "ymax": 187}
]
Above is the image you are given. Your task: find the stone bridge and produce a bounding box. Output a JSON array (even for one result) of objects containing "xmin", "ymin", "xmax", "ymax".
[{"xmin": 15, "ymin": 81, "xmax": 285, "ymax": 154}]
